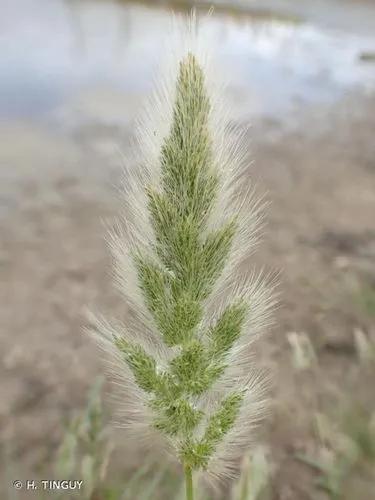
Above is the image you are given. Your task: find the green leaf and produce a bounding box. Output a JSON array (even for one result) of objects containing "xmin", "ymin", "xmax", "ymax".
[{"xmin": 81, "ymin": 454, "xmax": 95, "ymax": 499}]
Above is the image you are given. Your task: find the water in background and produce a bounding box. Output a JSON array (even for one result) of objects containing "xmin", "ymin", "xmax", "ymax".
[{"xmin": 1, "ymin": 0, "xmax": 375, "ymax": 128}]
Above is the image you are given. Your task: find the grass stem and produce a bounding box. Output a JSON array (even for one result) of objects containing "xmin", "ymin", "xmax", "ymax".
[{"xmin": 184, "ymin": 464, "xmax": 194, "ymax": 500}]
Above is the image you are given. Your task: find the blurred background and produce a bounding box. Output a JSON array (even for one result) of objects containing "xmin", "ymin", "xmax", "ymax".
[{"xmin": 1, "ymin": 0, "xmax": 375, "ymax": 499}]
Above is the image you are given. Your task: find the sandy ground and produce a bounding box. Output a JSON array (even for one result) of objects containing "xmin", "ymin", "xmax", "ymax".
[{"xmin": 0, "ymin": 85, "xmax": 374, "ymax": 498}]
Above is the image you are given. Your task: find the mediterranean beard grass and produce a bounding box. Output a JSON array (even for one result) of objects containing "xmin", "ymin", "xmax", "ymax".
[{"xmin": 89, "ymin": 17, "xmax": 277, "ymax": 500}]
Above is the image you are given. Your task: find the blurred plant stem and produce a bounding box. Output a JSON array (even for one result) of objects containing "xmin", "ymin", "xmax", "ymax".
[{"xmin": 184, "ymin": 465, "xmax": 193, "ymax": 500}]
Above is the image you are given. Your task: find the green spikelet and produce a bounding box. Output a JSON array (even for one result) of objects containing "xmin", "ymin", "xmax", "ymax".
[
  {"xmin": 180, "ymin": 392, "xmax": 244, "ymax": 469},
  {"xmin": 115, "ymin": 53, "xmax": 250, "ymax": 472}
]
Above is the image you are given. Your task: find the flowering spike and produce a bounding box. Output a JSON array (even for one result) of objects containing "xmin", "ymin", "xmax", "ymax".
[{"xmin": 89, "ymin": 16, "xmax": 276, "ymax": 489}]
